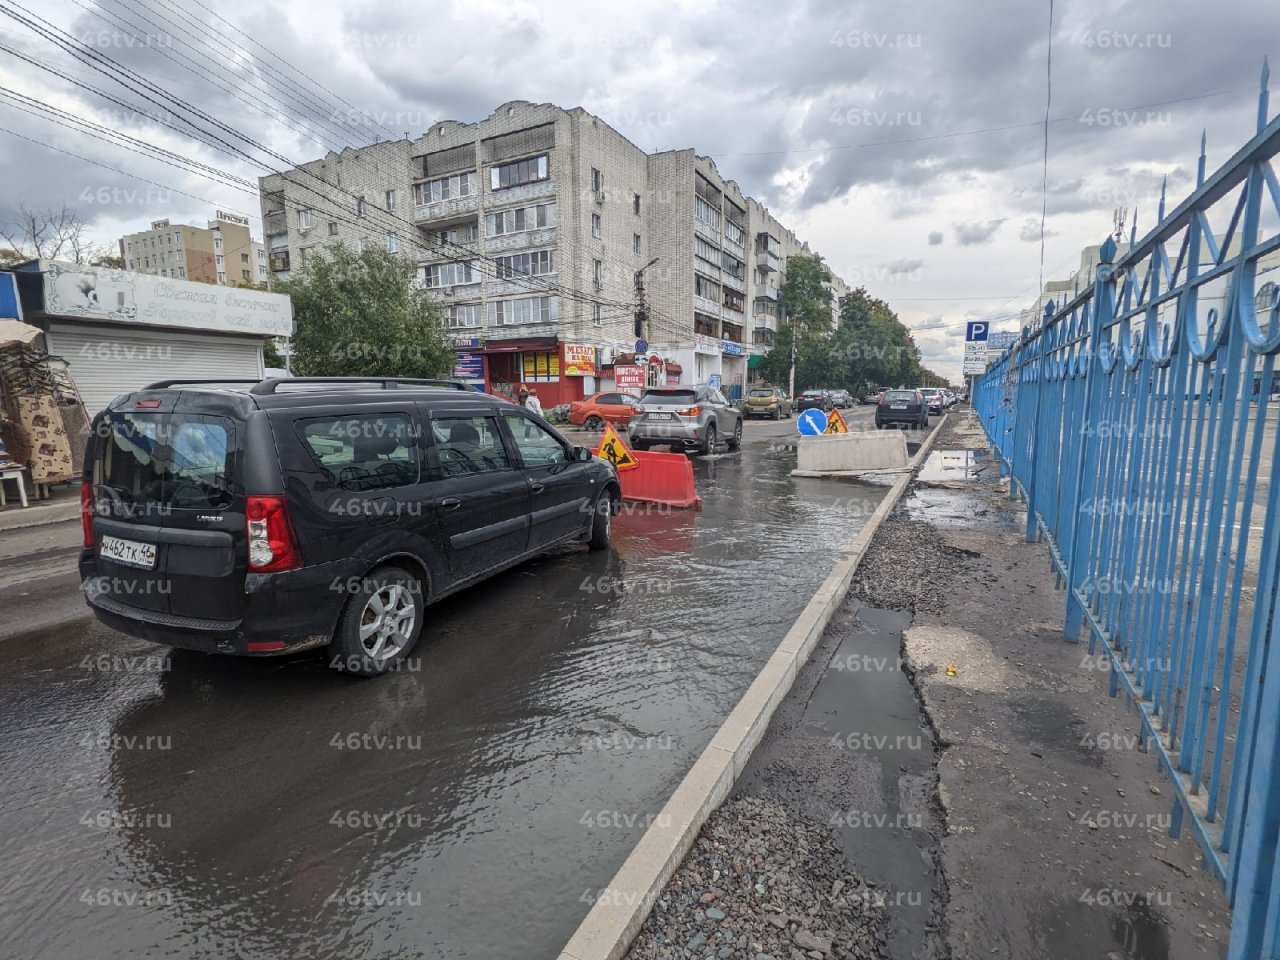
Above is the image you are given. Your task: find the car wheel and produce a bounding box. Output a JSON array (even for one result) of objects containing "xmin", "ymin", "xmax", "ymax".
[
  {"xmin": 588, "ymin": 491, "xmax": 613, "ymax": 550},
  {"xmin": 700, "ymin": 423, "xmax": 717, "ymax": 455},
  {"xmin": 772, "ymin": 406, "xmax": 781, "ymax": 420},
  {"xmin": 632, "ymin": 439, "xmax": 649, "ymax": 451},
  {"xmin": 727, "ymin": 419, "xmax": 743, "ymax": 449},
  {"xmin": 584, "ymin": 415, "xmax": 604, "ymax": 432},
  {"xmin": 330, "ymin": 565, "xmax": 424, "ymax": 677}
]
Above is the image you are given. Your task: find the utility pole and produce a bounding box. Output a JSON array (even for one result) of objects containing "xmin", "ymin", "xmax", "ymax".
[
  {"xmin": 785, "ymin": 308, "xmax": 796, "ymax": 399},
  {"xmin": 634, "ymin": 257, "xmax": 660, "ymax": 387}
]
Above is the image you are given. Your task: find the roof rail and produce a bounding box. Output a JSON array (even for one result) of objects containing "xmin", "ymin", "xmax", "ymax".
[
  {"xmin": 141, "ymin": 379, "xmax": 263, "ymax": 389},
  {"xmin": 248, "ymin": 377, "xmax": 472, "ymax": 395}
]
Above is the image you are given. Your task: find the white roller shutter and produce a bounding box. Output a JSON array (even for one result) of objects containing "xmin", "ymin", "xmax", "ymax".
[{"xmin": 45, "ymin": 322, "xmax": 265, "ymax": 415}]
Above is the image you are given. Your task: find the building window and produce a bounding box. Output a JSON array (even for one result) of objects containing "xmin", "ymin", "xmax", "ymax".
[
  {"xmin": 427, "ymin": 224, "xmax": 480, "ymax": 247},
  {"xmin": 447, "ymin": 303, "xmax": 481, "ymax": 328},
  {"xmin": 695, "ymin": 273, "xmax": 719, "ymax": 301},
  {"xmin": 387, "ymin": 232, "xmax": 400, "ymax": 253},
  {"xmin": 591, "ymin": 167, "xmax": 604, "ymax": 192},
  {"xmin": 356, "ymin": 238, "xmax": 368, "ymax": 253},
  {"xmin": 724, "ymin": 219, "xmax": 745, "ymax": 249},
  {"xmin": 214, "ymin": 236, "xmax": 223, "ymax": 251},
  {"xmin": 695, "ymin": 235, "xmax": 720, "ymax": 266},
  {"xmin": 489, "ymin": 295, "xmax": 554, "ymax": 325},
  {"xmin": 722, "ymin": 251, "xmax": 744, "ymax": 279},
  {"xmin": 489, "ymin": 154, "xmax": 549, "ymax": 190},
  {"xmin": 217, "ymin": 272, "xmax": 226, "ymax": 283},
  {"xmin": 591, "ymin": 213, "xmax": 601, "ymax": 239},
  {"xmin": 242, "ymin": 269, "xmax": 251, "ymax": 281},
  {"xmin": 299, "ymin": 246, "xmax": 314, "ymax": 265},
  {"xmin": 415, "ymin": 171, "xmax": 476, "ymax": 205},
  {"xmin": 421, "ymin": 260, "xmax": 478, "ymax": 288},
  {"xmin": 633, "ymin": 193, "xmax": 641, "ymax": 215},
  {"xmin": 485, "ymin": 202, "xmax": 556, "ymax": 237},
  {"xmin": 494, "ymin": 249, "xmax": 554, "ymax": 279},
  {"xmin": 633, "ymin": 233, "xmax": 641, "ymax": 255},
  {"xmin": 257, "ymin": 265, "xmax": 266, "ymax": 278},
  {"xmin": 215, "ymin": 254, "xmax": 225, "ymax": 266},
  {"xmin": 593, "ymin": 304, "xmax": 602, "ymax": 325},
  {"xmin": 723, "ymin": 288, "xmax": 745, "ymax": 313},
  {"xmin": 356, "ymin": 196, "xmax": 367, "ymax": 217},
  {"xmin": 384, "ymin": 189, "xmax": 396, "ymax": 211},
  {"xmin": 299, "ymin": 208, "xmax": 313, "ymax": 229},
  {"xmin": 328, "ymin": 221, "xmax": 339, "ymax": 236},
  {"xmin": 695, "ymin": 196, "xmax": 720, "ymax": 230},
  {"xmin": 241, "ymin": 253, "xmax": 250, "ymax": 263},
  {"xmin": 593, "ymin": 259, "xmax": 604, "ymax": 291},
  {"xmin": 177, "ymin": 267, "xmax": 186, "ymax": 279}
]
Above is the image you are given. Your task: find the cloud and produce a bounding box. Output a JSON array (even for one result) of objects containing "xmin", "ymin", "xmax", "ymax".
[
  {"xmin": 953, "ymin": 219, "xmax": 1006, "ymax": 246},
  {"xmin": 1019, "ymin": 217, "xmax": 1059, "ymax": 242},
  {"xmin": 884, "ymin": 258, "xmax": 925, "ymax": 274},
  {"xmin": 927, "ymin": 231, "xmax": 944, "ymax": 246}
]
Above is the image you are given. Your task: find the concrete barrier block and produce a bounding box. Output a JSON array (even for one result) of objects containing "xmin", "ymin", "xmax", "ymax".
[{"xmin": 797, "ymin": 431, "xmax": 908, "ymax": 472}]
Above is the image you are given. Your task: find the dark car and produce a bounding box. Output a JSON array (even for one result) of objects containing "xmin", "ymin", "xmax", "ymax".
[
  {"xmin": 78, "ymin": 377, "xmax": 621, "ymax": 677},
  {"xmin": 875, "ymin": 389, "xmax": 929, "ymax": 429},
  {"xmin": 828, "ymin": 389, "xmax": 854, "ymax": 409},
  {"xmin": 795, "ymin": 390, "xmax": 833, "ymax": 413}
]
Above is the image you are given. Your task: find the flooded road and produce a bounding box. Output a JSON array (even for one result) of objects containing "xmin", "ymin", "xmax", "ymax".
[{"xmin": 0, "ymin": 422, "xmax": 887, "ymax": 960}]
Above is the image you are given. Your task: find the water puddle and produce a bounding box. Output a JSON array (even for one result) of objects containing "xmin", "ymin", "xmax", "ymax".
[{"xmin": 916, "ymin": 448, "xmax": 992, "ymax": 487}]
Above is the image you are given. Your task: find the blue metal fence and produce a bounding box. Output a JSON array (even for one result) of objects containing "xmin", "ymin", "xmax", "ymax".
[{"xmin": 972, "ymin": 62, "xmax": 1280, "ymax": 960}]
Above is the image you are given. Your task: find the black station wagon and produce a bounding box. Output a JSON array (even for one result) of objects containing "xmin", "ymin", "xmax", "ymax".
[{"xmin": 79, "ymin": 377, "xmax": 621, "ymax": 676}]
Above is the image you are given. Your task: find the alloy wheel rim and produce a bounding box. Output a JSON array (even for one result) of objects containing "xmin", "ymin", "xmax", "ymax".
[{"xmin": 359, "ymin": 583, "xmax": 416, "ymax": 662}]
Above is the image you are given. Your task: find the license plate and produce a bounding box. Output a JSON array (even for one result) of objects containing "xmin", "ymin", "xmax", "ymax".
[
  {"xmin": 891, "ymin": 405, "xmax": 907, "ymax": 410},
  {"xmin": 101, "ymin": 535, "xmax": 157, "ymax": 570},
  {"xmin": 647, "ymin": 413, "xmax": 674, "ymax": 420}
]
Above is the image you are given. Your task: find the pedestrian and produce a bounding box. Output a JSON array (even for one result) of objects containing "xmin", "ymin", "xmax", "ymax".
[{"xmin": 523, "ymin": 387, "xmax": 544, "ymax": 418}]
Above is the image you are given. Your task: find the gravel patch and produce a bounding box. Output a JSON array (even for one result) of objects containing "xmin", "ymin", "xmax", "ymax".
[
  {"xmin": 847, "ymin": 517, "xmax": 974, "ymax": 615},
  {"xmin": 623, "ymin": 796, "xmax": 889, "ymax": 960}
]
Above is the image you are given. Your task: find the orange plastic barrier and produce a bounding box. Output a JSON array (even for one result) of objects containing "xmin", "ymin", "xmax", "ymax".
[{"xmin": 592, "ymin": 448, "xmax": 703, "ymax": 510}]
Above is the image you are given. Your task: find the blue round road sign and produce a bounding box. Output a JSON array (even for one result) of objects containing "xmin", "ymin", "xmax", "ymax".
[
  {"xmin": 797, "ymin": 408, "xmax": 828, "ymax": 436},
  {"xmin": 634, "ymin": 338, "xmax": 649, "ymax": 354}
]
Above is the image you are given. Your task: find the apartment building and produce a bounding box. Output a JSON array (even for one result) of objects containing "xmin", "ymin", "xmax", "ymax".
[
  {"xmin": 120, "ymin": 212, "xmax": 268, "ymax": 286},
  {"xmin": 257, "ymin": 100, "xmax": 848, "ymax": 403}
]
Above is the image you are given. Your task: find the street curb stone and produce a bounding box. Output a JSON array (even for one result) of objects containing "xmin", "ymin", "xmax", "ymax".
[{"xmin": 557, "ymin": 415, "xmax": 949, "ymax": 960}]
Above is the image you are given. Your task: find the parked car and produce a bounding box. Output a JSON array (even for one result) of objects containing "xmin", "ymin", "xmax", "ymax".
[
  {"xmin": 875, "ymin": 389, "xmax": 930, "ymax": 429},
  {"xmin": 795, "ymin": 389, "xmax": 834, "ymax": 413},
  {"xmin": 860, "ymin": 387, "xmax": 886, "ymax": 405},
  {"xmin": 628, "ymin": 384, "xmax": 743, "ymax": 455},
  {"xmin": 828, "ymin": 389, "xmax": 854, "ymax": 409},
  {"xmin": 78, "ymin": 376, "xmax": 621, "ymax": 677},
  {"xmin": 919, "ymin": 387, "xmax": 945, "ymax": 415},
  {"xmin": 743, "ymin": 386, "xmax": 792, "ymax": 419},
  {"xmin": 567, "ymin": 391, "xmax": 641, "ymax": 431}
]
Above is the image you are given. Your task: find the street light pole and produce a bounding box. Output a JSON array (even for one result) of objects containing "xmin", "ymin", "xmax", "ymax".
[{"xmin": 634, "ymin": 256, "xmax": 661, "ymax": 346}]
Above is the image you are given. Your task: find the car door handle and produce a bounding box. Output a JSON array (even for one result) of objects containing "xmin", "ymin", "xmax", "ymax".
[
  {"xmin": 440, "ymin": 497, "xmax": 461, "ymax": 510},
  {"xmin": 530, "ymin": 482, "xmax": 545, "ymax": 494}
]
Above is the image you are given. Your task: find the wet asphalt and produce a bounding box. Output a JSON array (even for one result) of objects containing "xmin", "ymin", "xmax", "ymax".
[{"xmin": 0, "ymin": 409, "xmax": 893, "ymax": 960}]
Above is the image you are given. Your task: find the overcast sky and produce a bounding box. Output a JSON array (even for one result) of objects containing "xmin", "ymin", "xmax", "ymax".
[{"xmin": 1, "ymin": 0, "xmax": 1274, "ymax": 379}]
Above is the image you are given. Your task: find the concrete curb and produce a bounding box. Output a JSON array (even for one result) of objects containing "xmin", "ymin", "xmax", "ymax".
[
  {"xmin": 558, "ymin": 416, "xmax": 948, "ymax": 960},
  {"xmin": 0, "ymin": 502, "xmax": 82, "ymax": 533}
]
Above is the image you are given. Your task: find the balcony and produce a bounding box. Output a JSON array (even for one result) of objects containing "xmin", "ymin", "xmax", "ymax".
[
  {"xmin": 485, "ymin": 227, "xmax": 557, "ymax": 254},
  {"xmin": 422, "ymin": 281, "xmax": 482, "ymax": 300},
  {"xmin": 755, "ymin": 249, "xmax": 781, "ymax": 272},
  {"xmin": 488, "ymin": 180, "xmax": 556, "ymax": 207},
  {"xmin": 268, "ymin": 250, "xmax": 290, "ymax": 273},
  {"xmin": 263, "ymin": 211, "xmax": 287, "ymax": 237},
  {"xmin": 414, "ymin": 194, "xmax": 479, "ymax": 223},
  {"xmin": 722, "ymin": 304, "xmax": 746, "ymax": 325},
  {"xmin": 694, "ymin": 294, "xmax": 721, "ymax": 316},
  {"xmin": 694, "ymin": 218, "xmax": 720, "ymax": 246},
  {"xmin": 484, "ymin": 275, "xmax": 557, "ymax": 297},
  {"xmin": 722, "ymin": 320, "xmax": 744, "ymax": 344},
  {"xmin": 755, "ymin": 283, "xmax": 779, "ymax": 302},
  {"xmin": 722, "ymin": 272, "xmax": 746, "ymax": 295}
]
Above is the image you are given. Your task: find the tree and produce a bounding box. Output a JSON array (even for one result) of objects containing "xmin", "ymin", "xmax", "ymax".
[
  {"xmin": 0, "ymin": 203, "xmax": 94, "ymax": 262},
  {"xmin": 760, "ymin": 254, "xmax": 836, "ymax": 390},
  {"xmin": 276, "ymin": 244, "xmax": 454, "ymax": 379},
  {"xmin": 262, "ymin": 339, "xmax": 286, "ymax": 369}
]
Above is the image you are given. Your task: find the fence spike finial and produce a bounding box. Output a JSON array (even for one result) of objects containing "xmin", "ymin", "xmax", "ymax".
[
  {"xmin": 1158, "ymin": 177, "xmax": 1168, "ymax": 220},
  {"xmin": 1130, "ymin": 208, "xmax": 1138, "ymax": 246},
  {"xmin": 1198, "ymin": 131, "xmax": 1208, "ymax": 186}
]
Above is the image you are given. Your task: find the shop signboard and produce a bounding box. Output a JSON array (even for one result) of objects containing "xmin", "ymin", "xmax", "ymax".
[
  {"xmin": 614, "ymin": 364, "xmax": 646, "ymax": 390},
  {"xmin": 454, "ymin": 352, "xmax": 484, "ymax": 380},
  {"xmin": 721, "ymin": 340, "xmax": 745, "ymax": 357},
  {"xmin": 693, "ymin": 333, "xmax": 720, "ymax": 355},
  {"xmin": 563, "ymin": 343, "xmax": 596, "ymax": 376},
  {"xmin": 0, "ymin": 273, "xmax": 22, "ymax": 320},
  {"xmin": 36, "ymin": 260, "xmax": 293, "ymax": 337}
]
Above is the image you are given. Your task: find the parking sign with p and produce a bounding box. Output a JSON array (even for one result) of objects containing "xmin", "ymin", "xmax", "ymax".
[{"xmin": 965, "ymin": 321, "xmax": 989, "ymax": 342}]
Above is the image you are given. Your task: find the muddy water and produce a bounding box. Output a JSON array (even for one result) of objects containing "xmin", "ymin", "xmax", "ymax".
[{"xmin": 0, "ymin": 440, "xmax": 885, "ymax": 960}]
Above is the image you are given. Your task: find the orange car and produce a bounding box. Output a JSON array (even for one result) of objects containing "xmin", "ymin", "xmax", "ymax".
[{"xmin": 567, "ymin": 391, "xmax": 642, "ymax": 431}]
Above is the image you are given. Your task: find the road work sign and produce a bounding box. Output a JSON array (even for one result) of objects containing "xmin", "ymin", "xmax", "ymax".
[
  {"xmin": 825, "ymin": 408, "xmax": 849, "ymax": 434},
  {"xmin": 598, "ymin": 422, "xmax": 639, "ymax": 470}
]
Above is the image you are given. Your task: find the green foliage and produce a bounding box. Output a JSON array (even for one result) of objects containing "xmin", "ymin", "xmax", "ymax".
[
  {"xmin": 262, "ymin": 339, "xmax": 285, "ymax": 368},
  {"xmin": 761, "ymin": 259, "xmax": 948, "ymax": 393},
  {"xmin": 277, "ymin": 244, "xmax": 454, "ymax": 379}
]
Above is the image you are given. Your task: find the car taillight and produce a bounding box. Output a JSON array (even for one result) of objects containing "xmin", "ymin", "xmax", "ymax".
[
  {"xmin": 246, "ymin": 495, "xmax": 302, "ymax": 572},
  {"xmin": 81, "ymin": 480, "xmax": 95, "ymax": 548},
  {"xmin": 677, "ymin": 406, "xmax": 701, "ymax": 417},
  {"xmin": 631, "ymin": 405, "xmax": 644, "ymax": 414}
]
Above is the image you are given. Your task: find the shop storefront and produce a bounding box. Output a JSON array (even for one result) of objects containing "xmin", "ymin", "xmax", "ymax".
[
  {"xmin": 720, "ymin": 339, "xmax": 747, "ymax": 400},
  {"xmin": 9, "ymin": 260, "xmax": 292, "ymax": 414}
]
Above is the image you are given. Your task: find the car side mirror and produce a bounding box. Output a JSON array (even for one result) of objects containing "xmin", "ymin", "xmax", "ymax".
[{"xmin": 572, "ymin": 445, "xmax": 593, "ymax": 462}]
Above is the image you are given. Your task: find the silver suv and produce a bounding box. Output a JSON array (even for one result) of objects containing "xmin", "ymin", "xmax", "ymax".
[{"xmin": 628, "ymin": 385, "xmax": 744, "ymax": 455}]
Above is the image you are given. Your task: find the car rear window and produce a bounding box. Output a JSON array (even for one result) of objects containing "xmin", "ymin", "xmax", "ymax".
[
  {"xmin": 640, "ymin": 390, "xmax": 697, "ymax": 404},
  {"xmin": 885, "ymin": 391, "xmax": 918, "ymax": 402},
  {"xmin": 94, "ymin": 413, "xmax": 235, "ymax": 509},
  {"xmin": 298, "ymin": 414, "xmax": 419, "ymax": 490},
  {"xmin": 748, "ymin": 389, "xmax": 774, "ymax": 398}
]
